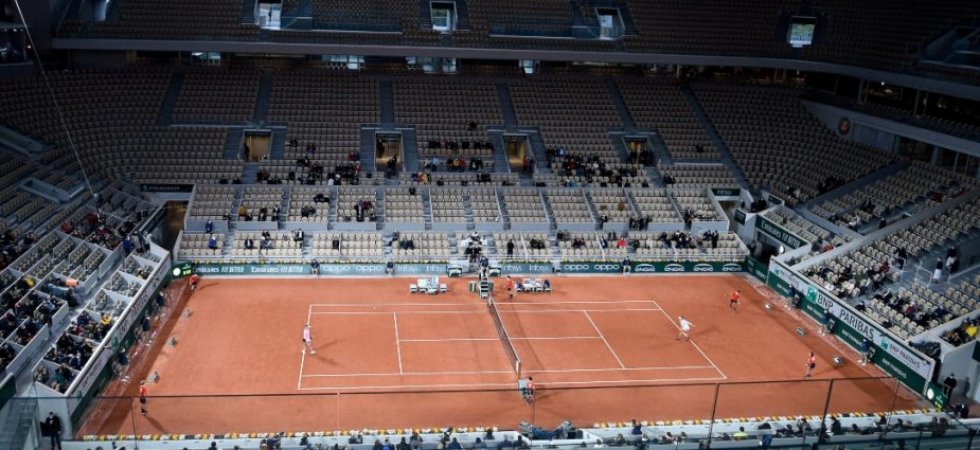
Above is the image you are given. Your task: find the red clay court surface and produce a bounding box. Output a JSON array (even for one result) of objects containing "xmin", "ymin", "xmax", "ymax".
[{"xmin": 80, "ymin": 275, "xmax": 924, "ymax": 436}]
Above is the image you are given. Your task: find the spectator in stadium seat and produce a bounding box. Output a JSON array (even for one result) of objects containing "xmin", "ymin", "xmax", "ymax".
[
  {"xmin": 349, "ymin": 434, "xmax": 363, "ymax": 445},
  {"xmin": 498, "ymin": 436, "xmax": 513, "ymax": 450},
  {"xmin": 612, "ymin": 434, "xmax": 626, "ymax": 446},
  {"xmin": 208, "ymin": 235, "xmax": 218, "ymax": 251},
  {"xmin": 447, "ymin": 438, "xmax": 462, "ymax": 450},
  {"xmin": 294, "ymin": 229, "xmax": 305, "ymax": 248},
  {"xmin": 205, "ymin": 219, "xmax": 213, "ymax": 234},
  {"xmin": 630, "ymin": 420, "xmax": 642, "ymax": 435},
  {"xmin": 244, "ymin": 238, "xmax": 254, "ymax": 250}
]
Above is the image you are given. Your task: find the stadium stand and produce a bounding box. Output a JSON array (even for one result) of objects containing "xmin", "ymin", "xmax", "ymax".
[
  {"xmin": 693, "ymin": 84, "xmax": 895, "ymax": 204},
  {"xmin": 617, "ymin": 77, "xmax": 720, "ymax": 160}
]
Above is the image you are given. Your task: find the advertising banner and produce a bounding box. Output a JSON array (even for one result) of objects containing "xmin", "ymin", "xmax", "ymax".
[{"xmin": 756, "ymin": 215, "xmax": 808, "ymax": 249}]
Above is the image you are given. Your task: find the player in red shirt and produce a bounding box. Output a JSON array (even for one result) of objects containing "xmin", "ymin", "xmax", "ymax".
[
  {"xmin": 729, "ymin": 290, "xmax": 740, "ymax": 312},
  {"xmin": 139, "ymin": 380, "xmax": 149, "ymax": 415},
  {"xmin": 506, "ymin": 276, "xmax": 516, "ymax": 300},
  {"xmin": 804, "ymin": 352, "xmax": 816, "ymax": 379}
]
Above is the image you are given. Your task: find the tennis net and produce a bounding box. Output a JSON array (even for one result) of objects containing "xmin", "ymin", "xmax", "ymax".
[{"xmin": 487, "ymin": 296, "xmax": 521, "ymax": 376}]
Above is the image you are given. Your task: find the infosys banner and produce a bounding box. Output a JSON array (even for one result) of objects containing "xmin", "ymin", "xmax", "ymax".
[
  {"xmin": 756, "ymin": 215, "xmax": 808, "ymax": 249},
  {"xmin": 770, "ymin": 263, "xmax": 934, "ymax": 392},
  {"xmin": 558, "ymin": 261, "xmax": 745, "ymax": 274},
  {"xmin": 193, "ymin": 263, "xmax": 448, "ymax": 276}
]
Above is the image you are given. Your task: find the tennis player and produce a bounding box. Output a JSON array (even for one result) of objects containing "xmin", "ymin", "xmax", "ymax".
[
  {"xmin": 676, "ymin": 316, "xmax": 694, "ymax": 341},
  {"xmin": 139, "ymin": 380, "xmax": 148, "ymax": 415},
  {"xmin": 303, "ymin": 324, "xmax": 316, "ymax": 355},
  {"xmin": 804, "ymin": 351, "xmax": 816, "ymax": 379},
  {"xmin": 729, "ymin": 290, "xmax": 740, "ymax": 312}
]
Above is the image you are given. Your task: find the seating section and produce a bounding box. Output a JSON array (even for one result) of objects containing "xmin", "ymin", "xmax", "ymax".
[
  {"xmin": 631, "ymin": 231, "xmax": 745, "ymax": 262},
  {"xmin": 83, "ymin": 0, "xmax": 258, "ymax": 39},
  {"xmin": 394, "ymin": 78, "xmax": 501, "ymax": 163},
  {"xmin": 813, "ymin": 162, "xmax": 977, "ymax": 230},
  {"xmin": 509, "ymin": 77, "xmax": 621, "ymax": 163},
  {"xmin": 310, "ymin": 232, "xmax": 384, "ymax": 259},
  {"xmin": 173, "ymin": 71, "xmax": 260, "ymax": 122},
  {"xmin": 399, "ymin": 172, "xmax": 519, "ymax": 186},
  {"xmin": 694, "ymin": 84, "xmax": 893, "ymax": 205},
  {"xmin": 764, "ymin": 206, "xmax": 850, "ymax": 248},
  {"xmin": 469, "ymin": 189, "xmax": 502, "ymax": 224},
  {"xmin": 239, "ymin": 186, "xmax": 285, "ymax": 223},
  {"xmin": 231, "ymin": 231, "xmax": 301, "ymax": 258},
  {"xmin": 868, "ymin": 275, "xmax": 980, "ymax": 341},
  {"xmin": 189, "ymin": 186, "xmax": 236, "ymax": 220},
  {"xmin": 390, "ymin": 232, "xmax": 450, "ymax": 260},
  {"xmin": 885, "ymin": 198, "xmax": 980, "ymax": 259},
  {"xmin": 618, "ymin": 77, "xmax": 718, "ymax": 160},
  {"xmin": 659, "ymin": 164, "xmax": 739, "ymax": 187},
  {"xmin": 672, "ymin": 188, "xmax": 719, "ymax": 222},
  {"xmin": 336, "ymin": 187, "xmax": 378, "ymax": 223},
  {"xmin": 546, "ymin": 189, "xmax": 593, "ymax": 226},
  {"xmin": 288, "ymin": 186, "xmax": 332, "ymax": 223},
  {"xmin": 630, "ymin": 189, "xmax": 682, "ymax": 223},
  {"xmin": 385, "ymin": 188, "xmax": 425, "ymax": 224},
  {"xmin": 429, "ymin": 189, "xmax": 467, "ymax": 224},
  {"xmin": 556, "ymin": 232, "xmax": 604, "ymax": 261},
  {"xmin": 501, "ymin": 189, "xmax": 547, "ymax": 225},
  {"xmin": 178, "ymin": 233, "xmax": 224, "ymax": 259},
  {"xmin": 589, "ymin": 189, "xmax": 633, "ymax": 224},
  {"xmin": 311, "ymin": 0, "xmax": 410, "ymax": 29},
  {"xmin": 267, "ymin": 72, "xmax": 379, "ymax": 167},
  {"xmin": 495, "ymin": 232, "xmax": 550, "ymax": 260}
]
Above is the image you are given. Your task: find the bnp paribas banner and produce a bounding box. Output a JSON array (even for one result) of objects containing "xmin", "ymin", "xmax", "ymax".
[
  {"xmin": 560, "ymin": 261, "xmax": 744, "ymax": 274},
  {"xmin": 768, "ymin": 261, "xmax": 934, "ymax": 392}
]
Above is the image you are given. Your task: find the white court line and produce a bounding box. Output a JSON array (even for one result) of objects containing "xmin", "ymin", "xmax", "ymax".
[
  {"xmin": 400, "ymin": 338, "xmax": 499, "ymax": 342},
  {"xmin": 311, "ymin": 309, "xmax": 661, "ymax": 316},
  {"xmin": 652, "ymin": 302, "xmax": 728, "ymax": 380},
  {"xmin": 298, "ymin": 303, "xmax": 313, "ymax": 390},
  {"xmin": 298, "ymin": 382, "xmax": 517, "ymax": 391},
  {"xmin": 529, "ymin": 365, "xmax": 715, "ymax": 373},
  {"xmin": 311, "ymin": 311, "xmax": 487, "ymax": 315},
  {"xmin": 583, "ymin": 311, "xmax": 626, "ymax": 369},
  {"xmin": 309, "ymin": 300, "xmax": 659, "ymax": 307},
  {"xmin": 296, "ymin": 377, "xmax": 728, "ymax": 391},
  {"xmin": 511, "ymin": 336, "xmax": 601, "ymax": 340},
  {"xmin": 302, "ymin": 370, "xmax": 515, "ymax": 378},
  {"xmin": 393, "ymin": 312, "xmax": 403, "ymax": 375},
  {"xmin": 498, "ymin": 308, "xmax": 662, "ymax": 313}
]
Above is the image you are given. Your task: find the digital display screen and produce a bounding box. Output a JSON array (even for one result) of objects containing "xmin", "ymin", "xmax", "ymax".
[{"xmin": 788, "ymin": 16, "xmax": 817, "ymax": 48}]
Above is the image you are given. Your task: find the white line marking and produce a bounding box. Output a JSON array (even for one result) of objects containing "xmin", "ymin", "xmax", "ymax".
[
  {"xmin": 311, "ymin": 309, "xmax": 661, "ymax": 315},
  {"xmin": 653, "ymin": 303, "xmax": 727, "ymax": 380},
  {"xmin": 302, "ymin": 370, "xmax": 515, "ymax": 378},
  {"xmin": 583, "ymin": 311, "xmax": 626, "ymax": 369},
  {"xmin": 393, "ymin": 312, "xmax": 403, "ymax": 375},
  {"xmin": 296, "ymin": 377, "xmax": 728, "ymax": 391},
  {"xmin": 528, "ymin": 365, "xmax": 715, "ymax": 373},
  {"xmin": 400, "ymin": 338, "xmax": 499, "ymax": 342},
  {"xmin": 298, "ymin": 303, "xmax": 313, "ymax": 390},
  {"xmin": 297, "ymin": 382, "xmax": 518, "ymax": 391},
  {"xmin": 311, "ymin": 311, "xmax": 487, "ymax": 315},
  {"xmin": 309, "ymin": 300, "xmax": 659, "ymax": 307},
  {"xmin": 511, "ymin": 336, "xmax": 602, "ymax": 340},
  {"xmin": 498, "ymin": 308, "xmax": 662, "ymax": 313}
]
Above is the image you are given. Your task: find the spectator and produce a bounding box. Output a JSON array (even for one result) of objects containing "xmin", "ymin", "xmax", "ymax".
[{"xmin": 732, "ymin": 427, "xmax": 748, "ymax": 440}]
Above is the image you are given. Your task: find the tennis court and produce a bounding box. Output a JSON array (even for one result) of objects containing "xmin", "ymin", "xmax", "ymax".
[{"xmin": 78, "ymin": 275, "xmax": 925, "ymax": 436}]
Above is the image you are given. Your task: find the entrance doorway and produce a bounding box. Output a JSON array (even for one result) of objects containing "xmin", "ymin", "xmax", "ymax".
[
  {"xmin": 625, "ymin": 137, "xmax": 650, "ymax": 165},
  {"xmin": 243, "ymin": 130, "xmax": 271, "ymax": 162},
  {"xmin": 505, "ymin": 135, "xmax": 529, "ymax": 171},
  {"xmin": 376, "ymin": 133, "xmax": 403, "ymax": 177}
]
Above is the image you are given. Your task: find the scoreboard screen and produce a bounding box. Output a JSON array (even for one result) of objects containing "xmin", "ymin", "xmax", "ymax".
[
  {"xmin": 788, "ymin": 16, "xmax": 816, "ymax": 48},
  {"xmin": 172, "ymin": 261, "xmax": 193, "ymax": 278}
]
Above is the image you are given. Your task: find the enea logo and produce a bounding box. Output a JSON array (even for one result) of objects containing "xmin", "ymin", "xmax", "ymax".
[
  {"xmin": 722, "ymin": 263, "xmax": 742, "ymax": 272},
  {"xmin": 634, "ymin": 264, "xmax": 657, "ymax": 273},
  {"xmin": 693, "ymin": 263, "xmax": 714, "ymax": 272},
  {"xmin": 664, "ymin": 263, "xmax": 685, "ymax": 272}
]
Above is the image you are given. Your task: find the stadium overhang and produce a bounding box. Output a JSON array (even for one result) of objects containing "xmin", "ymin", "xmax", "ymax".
[{"xmin": 51, "ymin": 37, "xmax": 980, "ymax": 101}]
